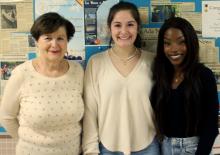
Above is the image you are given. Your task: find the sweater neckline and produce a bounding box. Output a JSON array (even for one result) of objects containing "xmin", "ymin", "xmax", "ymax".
[
  {"xmin": 105, "ymin": 50, "xmax": 143, "ymax": 80},
  {"xmin": 29, "ymin": 60, "xmax": 71, "ymax": 80}
]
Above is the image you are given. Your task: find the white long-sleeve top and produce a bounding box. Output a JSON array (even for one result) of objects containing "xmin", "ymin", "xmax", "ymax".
[
  {"xmin": 82, "ymin": 50, "xmax": 156, "ymax": 155},
  {"xmin": 0, "ymin": 60, "xmax": 84, "ymax": 155}
]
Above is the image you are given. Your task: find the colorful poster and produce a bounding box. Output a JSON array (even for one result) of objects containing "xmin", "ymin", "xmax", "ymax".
[{"xmin": 84, "ymin": 0, "xmax": 118, "ymax": 45}]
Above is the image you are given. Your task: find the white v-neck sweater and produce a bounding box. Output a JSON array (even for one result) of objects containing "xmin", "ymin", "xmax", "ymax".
[
  {"xmin": 82, "ymin": 50, "xmax": 156, "ymax": 155},
  {"xmin": 0, "ymin": 60, "xmax": 84, "ymax": 155}
]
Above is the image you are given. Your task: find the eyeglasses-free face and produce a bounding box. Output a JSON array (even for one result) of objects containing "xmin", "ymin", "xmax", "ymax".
[
  {"xmin": 163, "ymin": 28, "xmax": 187, "ymax": 69},
  {"xmin": 110, "ymin": 10, "xmax": 138, "ymax": 48},
  {"xmin": 36, "ymin": 26, "xmax": 68, "ymax": 62}
]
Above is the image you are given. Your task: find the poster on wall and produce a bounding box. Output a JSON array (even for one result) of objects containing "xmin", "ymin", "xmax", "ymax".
[
  {"xmin": 34, "ymin": 0, "xmax": 85, "ymax": 60},
  {"xmin": 84, "ymin": 0, "xmax": 118, "ymax": 45},
  {"xmin": 0, "ymin": 0, "xmax": 33, "ymax": 107},
  {"xmin": 202, "ymin": 1, "xmax": 220, "ymax": 37}
]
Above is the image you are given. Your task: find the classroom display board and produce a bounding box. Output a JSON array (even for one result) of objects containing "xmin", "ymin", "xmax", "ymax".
[{"xmin": 0, "ymin": 0, "xmax": 220, "ymax": 153}]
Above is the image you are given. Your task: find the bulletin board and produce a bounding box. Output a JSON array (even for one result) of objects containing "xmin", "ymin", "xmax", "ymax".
[{"xmin": 0, "ymin": 0, "xmax": 220, "ymax": 153}]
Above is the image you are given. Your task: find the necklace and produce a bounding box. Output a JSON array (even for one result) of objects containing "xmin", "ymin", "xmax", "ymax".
[
  {"xmin": 111, "ymin": 47, "xmax": 138, "ymax": 65},
  {"xmin": 175, "ymin": 77, "xmax": 180, "ymax": 83},
  {"xmin": 174, "ymin": 73, "xmax": 184, "ymax": 83}
]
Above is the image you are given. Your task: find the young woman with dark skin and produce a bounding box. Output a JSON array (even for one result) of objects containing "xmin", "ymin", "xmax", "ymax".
[{"xmin": 151, "ymin": 17, "xmax": 219, "ymax": 155}]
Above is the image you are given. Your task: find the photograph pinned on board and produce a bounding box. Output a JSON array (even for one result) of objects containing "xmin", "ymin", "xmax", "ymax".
[
  {"xmin": 1, "ymin": 5, "xmax": 17, "ymax": 29},
  {"xmin": 28, "ymin": 35, "xmax": 35, "ymax": 47},
  {"xmin": 0, "ymin": 61, "xmax": 23, "ymax": 80},
  {"xmin": 151, "ymin": 4, "xmax": 177, "ymax": 23}
]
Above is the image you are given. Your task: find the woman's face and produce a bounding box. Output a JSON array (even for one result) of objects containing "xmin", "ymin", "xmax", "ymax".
[
  {"xmin": 110, "ymin": 10, "xmax": 138, "ymax": 48},
  {"xmin": 36, "ymin": 26, "xmax": 68, "ymax": 62},
  {"xmin": 163, "ymin": 28, "xmax": 187, "ymax": 69}
]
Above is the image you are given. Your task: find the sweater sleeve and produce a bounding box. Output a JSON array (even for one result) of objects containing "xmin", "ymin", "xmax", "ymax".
[
  {"xmin": 0, "ymin": 65, "xmax": 24, "ymax": 138},
  {"xmin": 196, "ymin": 67, "xmax": 219, "ymax": 155},
  {"xmin": 82, "ymin": 58, "xmax": 99, "ymax": 155}
]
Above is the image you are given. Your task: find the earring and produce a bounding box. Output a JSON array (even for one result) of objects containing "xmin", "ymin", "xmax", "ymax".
[{"xmin": 64, "ymin": 51, "xmax": 69, "ymax": 59}]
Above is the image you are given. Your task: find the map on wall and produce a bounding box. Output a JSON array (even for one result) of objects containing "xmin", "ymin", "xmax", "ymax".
[{"xmin": 34, "ymin": 0, "xmax": 85, "ymax": 60}]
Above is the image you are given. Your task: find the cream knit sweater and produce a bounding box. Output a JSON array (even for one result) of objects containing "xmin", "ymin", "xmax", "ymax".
[
  {"xmin": 83, "ymin": 50, "xmax": 156, "ymax": 155},
  {"xmin": 0, "ymin": 60, "xmax": 84, "ymax": 155}
]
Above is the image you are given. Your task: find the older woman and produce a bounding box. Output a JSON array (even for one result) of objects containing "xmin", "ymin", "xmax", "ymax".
[{"xmin": 0, "ymin": 12, "xmax": 84, "ymax": 155}]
